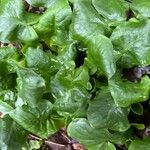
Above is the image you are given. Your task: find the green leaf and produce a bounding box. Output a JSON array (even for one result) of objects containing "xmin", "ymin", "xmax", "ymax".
[
  {"xmin": 131, "ymin": 0, "xmax": 150, "ymax": 18},
  {"xmin": 87, "ymin": 89, "xmax": 130, "ymax": 131},
  {"xmin": 109, "ymin": 74, "xmax": 150, "ymax": 107},
  {"xmin": 56, "ymin": 43, "xmax": 76, "ymax": 64},
  {"xmin": 17, "ymin": 26, "xmax": 38, "ymax": 43},
  {"xmin": 71, "ymin": 0, "xmax": 106, "ymax": 40},
  {"xmin": 71, "ymin": 1, "xmax": 115, "ymax": 78},
  {"xmin": 25, "ymin": 46, "xmax": 52, "ymax": 71},
  {"xmin": 67, "ymin": 118, "xmax": 111, "ymax": 147},
  {"xmin": 25, "ymin": 45, "xmax": 76, "ymax": 91},
  {"xmin": 92, "ymin": 0, "xmax": 128, "ymax": 22},
  {"xmin": 0, "ymin": 0, "xmax": 24, "ymax": 42},
  {"xmin": 9, "ymin": 101, "xmax": 56, "ymax": 139},
  {"xmin": 67, "ymin": 118, "xmax": 126, "ymax": 149},
  {"xmin": 131, "ymin": 103, "xmax": 143, "ymax": 115},
  {"xmin": 28, "ymin": 140, "xmax": 42, "ymax": 150},
  {"xmin": 0, "ymin": 116, "xmax": 28, "ymax": 150},
  {"xmin": 34, "ymin": 0, "xmax": 71, "ymax": 44},
  {"xmin": 51, "ymin": 62, "xmax": 91, "ymax": 113},
  {"xmin": 111, "ymin": 19, "xmax": 150, "ymax": 67},
  {"xmin": 0, "ymin": 0, "xmax": 9, "ymax": 15},
  {"xmin": 0, "ymin": 101, "xmax": 14, "ymax": 116},
  {"xmin": 129, "ymin": 138, "xmax": 150, "ymax": 150},
  {"xmin": 131, "ymin": 123, "xmax": 145, "ymax": 130},
  {"xmin": 0, "ymin": 47, "xmax": 19, "ymax": 74},
  {"xmin": 17, "ymin": 68, "xmax": 46, "ymax": 106},
  {"xmin": 0, "ymin": 0, "xmax": 39, "ymax": 43},
  {"xmin": 86, "ymin": 35, "xmax": 116, "ymax": 79},
  {"xmin": 24, "ymin": 13, "xmax": 39, "ymax": 25},
  {"xmin": 89, "ymin": 142, "xmax": 116, "ymax": 150},
  {"xmin": 0, "ymin": 47, "xmax": 17, "ymax": 59}
]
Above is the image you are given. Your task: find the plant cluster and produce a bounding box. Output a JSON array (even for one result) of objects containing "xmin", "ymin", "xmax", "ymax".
[{"xmin": 0, "ymin": 0, "xmax": 150, "ymax": 149}]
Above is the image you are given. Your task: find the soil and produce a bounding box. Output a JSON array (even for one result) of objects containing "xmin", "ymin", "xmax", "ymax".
[{"xmin": 28, "ymin": 128, "xmax": 86, "ymax": 150}]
